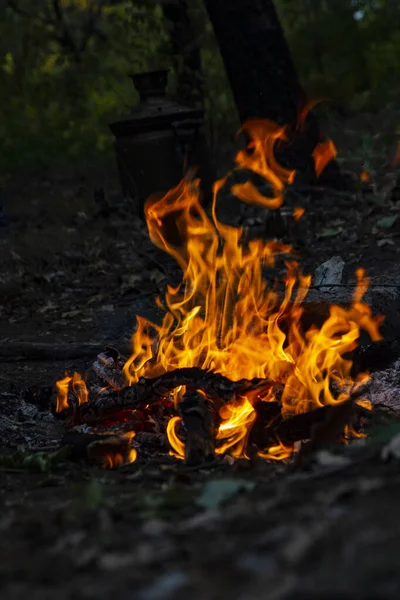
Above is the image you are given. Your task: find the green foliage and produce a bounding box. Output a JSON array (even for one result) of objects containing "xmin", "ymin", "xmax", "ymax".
[
  {"xmin": 0, "ymin": 1, "xmax": 167, "ymax": 175},
  {"xmin": 1, "ymin": 0, "xmax": 400, "ymax": 175},
  {"xmin": 276, "ymin": 0, "xmax": 400, "ymax": 108}
]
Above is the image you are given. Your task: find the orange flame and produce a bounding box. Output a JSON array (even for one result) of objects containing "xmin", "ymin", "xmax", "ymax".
[
  {"xmin": 102, "ymin": 448, "xmax": 137, "ymax": 469},
  {"xmin": 167, "ymin": 416, "xmax": 185, "ymax": 459},
  {"xmin": 57, "ymin": 118, "xmax": 381, "ymax": 462},
  {"xmin": 360, "ymin": 171, "xmax": 370, "ymax": 183},
  {"xmin": 56, "ymin": 371, "xmax": 88, "ymax": 412},
  {"xmin": 313, "ymin": 139, "xmax": 337, "ymax": 177},
  {"xmin": 292, "ymin": 207, "xmax": 305, "ymax": 221}
]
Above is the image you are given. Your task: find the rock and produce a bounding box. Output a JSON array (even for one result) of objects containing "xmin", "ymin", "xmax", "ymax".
[{"xmin": 313, "ymin": 256, "xmax": 346, "ymax": 287}]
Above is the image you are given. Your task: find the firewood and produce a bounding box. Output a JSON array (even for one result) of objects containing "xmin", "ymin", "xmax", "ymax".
[
  {"xmin": 179, "ymin": 390, "xmax": 221, "ymax": 465},
  {"xmin": 251, "ymin": 399, "xmax": 354, "ymax": 452},
  {"xmin": 73, "ymin": 367, "xmax": 276, "ymax": 423}
]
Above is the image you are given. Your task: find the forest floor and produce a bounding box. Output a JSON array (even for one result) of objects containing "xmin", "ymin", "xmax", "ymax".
[{"xmin": 1, "ymin": 112, "xmax": 400, "ymax": 599}]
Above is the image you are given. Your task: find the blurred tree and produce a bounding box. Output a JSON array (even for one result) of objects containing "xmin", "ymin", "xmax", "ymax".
[
  {"xmin": 0, "ymin": 0, "xmax": 167, "ymax": 174},
  {"xmin": 1, "ymin": 0, "xmax": 400, "ymax": 176},
  {"xmin": 203, "ymin": 0, "xmax": 326, "ymax": 181},
  {"xmin": 162, "ymin": 0, "xmax": 204, "ymax": 107}
]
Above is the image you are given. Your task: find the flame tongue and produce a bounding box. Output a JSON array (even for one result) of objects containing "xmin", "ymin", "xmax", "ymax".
[{"xmin": 56, "ymin": 119, "xmax": 383, "ymax": 464}]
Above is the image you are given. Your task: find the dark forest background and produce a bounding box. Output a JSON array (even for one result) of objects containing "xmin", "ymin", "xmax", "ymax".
[{"xmin": 1, "ymin": 0, "xmax": 400, "ymax": 179}]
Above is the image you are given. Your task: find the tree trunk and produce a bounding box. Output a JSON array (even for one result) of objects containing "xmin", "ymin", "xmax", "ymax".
[
  {"xmin": 202, "ymin": 0, "xmax": 339, "ymax": 184},
  {"xmin": 162, "ymin": 0, "xmax": 204, "ymax": 108}
]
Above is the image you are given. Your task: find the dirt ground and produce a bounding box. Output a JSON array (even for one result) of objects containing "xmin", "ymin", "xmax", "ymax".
[{"xmin": 1, "ymin": 116, "xmax": 400, "ymax": 599}]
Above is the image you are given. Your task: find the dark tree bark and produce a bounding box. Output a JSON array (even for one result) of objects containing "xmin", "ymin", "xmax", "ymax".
[
  {"xmin": 202, "ymin": 0, "xmax": 341, "ymax": 184},
  {"xmin": 162, "ymin": 0, "xmax": 204, "ymax": 108}
]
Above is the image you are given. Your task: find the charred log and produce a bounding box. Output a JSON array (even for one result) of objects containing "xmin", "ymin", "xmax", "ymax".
[
  {"xmin": 179, "ymin": 390, "xmax": 221, "ymax": 464},
  {"xmin": 61, "ymin": 431, "xmax": 131, "ymax": 467},
  {"xmin": 252, "ymin": 399, "xmax": 355, "ymax": 451},
  {"xmin": 351, "ymin": 338, "xmax": 400, "ymax": 376},
  {"xmin": 71, "ymin": 367, "xmax": 277, "ymax": 423}
]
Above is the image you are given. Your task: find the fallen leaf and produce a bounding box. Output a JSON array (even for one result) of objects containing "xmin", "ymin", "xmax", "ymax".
[
  {"xmin": 61, "ymin": 309, "xmax": 82, "ymax": 318},
  {"xmin": 98, "ymin": 552, "xmax": 136, "ymax": 571},
  {"xmin": 315, "ymin": 450, "xmax": 352, "ymax": 468},
  {"xmin": 381, "ymin": 433, "xmax": 400, "ymax": 461},
  {"xmin": 196, "ymin": 478, "xmax": 255, "ymax": 510},
  {"xmin": 120, "ymin": 274, "xmax": 142, "ymax": 294},
  {"xmin": 81, "ymin": 478, "xmax": 105, "ymax": 511},
  {"xmin": 377, "ymin": 215, "xmax": 398, "ymax": 229},
  {"xmin": 137, "ymin": 571, "xmax": 188, "ymax": 600},
  {"xmin": 87, "ymin": 294, "xmax": 106, "ymax": 305},
  {"xmin": 99, "ymin": 304, "xmax": 114, "ymax": 312},
  {"xmin": 149, "ymin": 269, "xmax": 166, "ymax": 284},
  {"xmin": 38, "ymin": 301, "xmax": 58, "ymax": 314},
  {"xmin": 317, "ymin": 227, "xmax": 343, "ymax": 239},
  {"xmin": 377, "ymin": 238, "xmax": 395, "ymax": 247}
]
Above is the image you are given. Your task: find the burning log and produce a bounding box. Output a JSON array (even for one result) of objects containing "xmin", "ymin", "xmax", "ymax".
[
  {"xmin": 179, "ymin": 390, "xmax": 221, "ymax": 465},
  {"xmin": 249, "ymin": 395, "xmax": 371, "ymax": 461},
  {"xmin": 62, "ymin": 431, "xmax": 136, "ymax": 468},
  {"xmin": 69, "ymin": 366, "xmax": 278, "ymax": 424},
  {"xmin": 92, "ymin": 358, "xmax": 126, "ymax": 390},
  {"xmin": 262, "ymin": 400, "xmax": 354, "ymax": 449}
]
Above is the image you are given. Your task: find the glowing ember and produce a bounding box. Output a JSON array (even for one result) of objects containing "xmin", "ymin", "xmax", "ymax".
[
  {"xmin": 360, "ymin": 171, "xmax": 370, "ymax": 183},
  {"xmin": 56, "ymin": 118, "xmax": 383, "ymax": 466}
]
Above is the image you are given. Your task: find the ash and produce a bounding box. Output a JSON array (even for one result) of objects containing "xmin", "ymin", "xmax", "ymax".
[{"xmin": 369, "ymin": 358, "xmax": 400, "ymax": 412}]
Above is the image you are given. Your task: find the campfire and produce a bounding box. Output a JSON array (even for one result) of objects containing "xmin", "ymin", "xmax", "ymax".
[{"xmin": 55, "ymin": 119, "xmax": 383, "ymax": 467}]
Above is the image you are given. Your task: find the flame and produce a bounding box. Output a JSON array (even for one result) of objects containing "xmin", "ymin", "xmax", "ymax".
[
  {"xmin": 56, "ymin": 118, "xmax": 381, "ymax": 462},
  {"xmin": 167, "ymin": 416, "xmax": 185, "ymax": 459},
  {"xmin": 258, "ymin": 442, "xmax": 293, "ymax": 461},
  {"xmin": 292, "ymin": 207, "xmax": 305, "ymax": 221},
  {"xmin": 120, "ymin": 119, "xmax": 381, "ymax": 460},
  {"xmin": 56, "ymin": 371, "xmax": 88, "ymax": 412},
  {"xmin": 360, "ymin": 171, "xmax": 370, "ymax": 183},
  {"xmin": 313, "ymin": 139, "xmax": 337, "ymax": 177},
  {"xmin": 103, "ymin": 448, "xmax": 137, "ymax": 469},
  {"xmin": 93, "ymin": 432, "xmax": 137, "ymax": 469}
]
